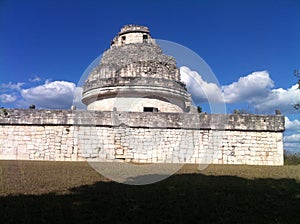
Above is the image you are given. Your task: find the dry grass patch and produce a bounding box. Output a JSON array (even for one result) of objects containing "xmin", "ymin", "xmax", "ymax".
[{"xmin": 0, "ymin": 161, "xmax": 300, "ymax": 224}]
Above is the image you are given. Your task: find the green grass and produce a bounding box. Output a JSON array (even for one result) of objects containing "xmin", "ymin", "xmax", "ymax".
[{"xmin": 0, "ymin": 161, "xmax": 300, "ymax": 224}]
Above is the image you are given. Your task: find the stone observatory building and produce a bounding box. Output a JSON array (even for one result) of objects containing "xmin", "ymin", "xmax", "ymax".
[
  {"xmin": 0, "ymin": 24, "xmax": 285, "ymax": 165},
  {"xmin": 82, "ymin": 24, "xmax": 195, "ymax": 113}
]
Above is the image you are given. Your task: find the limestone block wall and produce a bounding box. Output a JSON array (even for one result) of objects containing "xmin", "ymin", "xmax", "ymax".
[{"xmin": 0, "ymin": 109, "xmax": 285, "ymax": 165}]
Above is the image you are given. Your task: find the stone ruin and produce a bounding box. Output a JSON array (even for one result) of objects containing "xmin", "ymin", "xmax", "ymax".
[{"xmin": 0, "ymin": 25, "xmax": 285, "ymax": 165}]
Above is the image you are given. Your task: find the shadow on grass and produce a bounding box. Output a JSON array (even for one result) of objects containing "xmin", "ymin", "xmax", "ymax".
[{"xmin": 1, "ymin": 173, "xmax": 300, "ymax": 224}]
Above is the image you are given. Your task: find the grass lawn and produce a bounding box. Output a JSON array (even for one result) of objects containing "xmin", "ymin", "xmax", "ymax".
[{"xmin": 0, "ymin": 160, "xmax": 300, "ymax": 223}]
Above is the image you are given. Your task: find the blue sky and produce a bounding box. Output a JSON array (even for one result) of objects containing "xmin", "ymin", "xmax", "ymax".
[{"xmin": 0, "ymin": 0, "xmax": 299, "ymax": 152}]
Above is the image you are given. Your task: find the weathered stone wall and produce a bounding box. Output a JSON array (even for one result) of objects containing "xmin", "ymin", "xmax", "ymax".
[
  {"xmin": 0, "ymin": 109, "xmax": 284, "ymax": 165},
  {"xmin": 87, "ymin": 97, "xmax": 183, "ymax": 112},
  {"xmin": 111, "ymin": 25, "xmax": 154, "ymax": 47},
  {"xmin": 116, "ymin": 61, "xmax": 179, "ymax": 79},
  {"xmin": 84, "ymin": 43, "xmax": 179, "ymax": 93}
]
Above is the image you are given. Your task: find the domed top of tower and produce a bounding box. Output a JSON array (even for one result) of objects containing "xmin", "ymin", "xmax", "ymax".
[
  {"xmin": 110, "ymin": 24, "xmax": 152, "ymax": 47},
  {"xmin": 82, "ymin": 24, "xmax": 195, "ymax": 113}
]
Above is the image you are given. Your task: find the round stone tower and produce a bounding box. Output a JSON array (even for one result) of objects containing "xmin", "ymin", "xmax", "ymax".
[{"xmin": 82, "ymin": 24, "xmax": 194, "ymax": 113}]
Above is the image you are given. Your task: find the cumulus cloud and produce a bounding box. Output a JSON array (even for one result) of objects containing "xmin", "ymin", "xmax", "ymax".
[
  {"xmin": 21, "ymin": 81, "xmax": 76, "ymax": 109},
  {"xmin": 251, "ymin": 84, "xmax": 300, "ymax": 114},
  {"xmin": 0, "ymin": 93, "xmax": 17, "ymax": 103},
  {"xmin": 222, "ymin": 71, "xmax": 274, "ymax": 103},
  {"xmin": 180, "ymin": 66, "xmax": 300, "ymax": 114},
  {"xmin": 285, "ymin": 117, "xmax": 300, "ymax": 132},
  {"xmin": 180, "ymin": 66, "xmax": 224, "ymax": 104},
  {"xmin": 1, "ymin": 82, "xmax": 25, "ymax": 91},
  {"xmin": 73, "ymin": 87, "xmax": 86, "ymax": 109},
  {"xmin": 180, "ymin": 67, "xmax": 274, "ymax": 105},
  {"xmin": 283, "ymin": 117, "xmax": 300, "ymax": 152}
]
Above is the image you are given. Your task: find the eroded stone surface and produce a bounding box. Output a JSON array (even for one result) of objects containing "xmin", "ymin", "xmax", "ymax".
[
  {"xmin": 0, "ymin": 109, "xmax": 284, "ymax": 165},
  {"xmin": 82, "ymin": 25, "xmax": 192, "ymax": 113}
]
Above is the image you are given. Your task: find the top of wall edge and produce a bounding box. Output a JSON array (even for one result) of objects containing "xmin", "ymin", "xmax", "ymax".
[{"xmin": 0, "ymin": 109, "xmax": 285, "ymax": 132}]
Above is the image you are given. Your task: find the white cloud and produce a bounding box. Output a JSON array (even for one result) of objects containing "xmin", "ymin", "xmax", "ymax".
[
  {"xmin": 285, "ymin": 117, "xmax": 300, "ymax": 132},
  {"xmin": 0, "ymin": 93, "xmax": 17, "ymax": 103},
  {"xmin": 180, "ymin": 66, "xmax": 224, "ymax": 104},
  {"xmin": 21, "ymin": 81, "xmax": 76, "ymax": 109},
  {"xmin": 284, "ymin": 134, "xmax": 300, "ymax": 143},
  {"xmin": 73, "ymin": 87, "xmax": 87, "ymax": 109},
  {"xmin": 283, "ymin": 117, "xmax": 300, "ymax": 152},
  {"xmin": 222, "ymin": 71, "xmax": 274, "ymax": 103},
  {"xmin": 251, "ymin": 84, "xmax": 300, "ymax": 114},
  {"xmin": 29, "ymin": 76, "xmax": 41, "ymax": 83},
  {"xmin": 180, "ymin": 66, "xmax": 300, "ymax": 114},
  {"xmin": 180, "ymin": 67, "xmax": 274, "ymax": 105},
  {"xmin": 1, "ymin": 82, "xmax": 25, "ymax": 91},
  {"xmin": 45, "ymin": 79, "xmax": 52, "ymax": 84}
]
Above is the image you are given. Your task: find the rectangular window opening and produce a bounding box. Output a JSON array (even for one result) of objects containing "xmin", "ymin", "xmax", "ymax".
[
  {"xmin": 143, "ymin": 35, "xmax": 148, "ymax": 43},
  {"xmin": 143, "ymin": 107, "xmax": 158, "ymax": 112}
]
